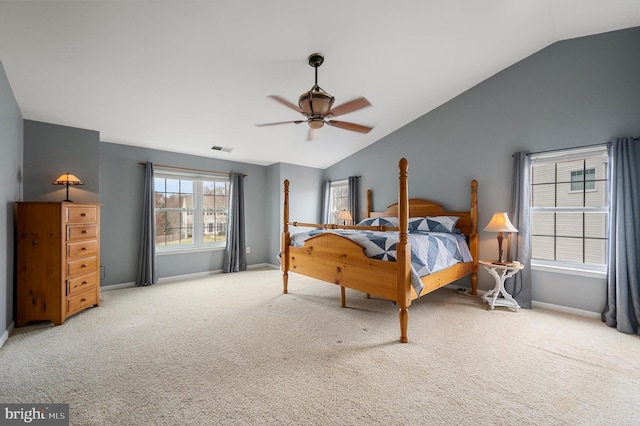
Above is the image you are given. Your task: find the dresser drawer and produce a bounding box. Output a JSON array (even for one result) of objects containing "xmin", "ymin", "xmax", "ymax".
[
  {"xmin": 66, "ymin": 290, "xmax": 98, "ymax": 317},
  {"xmin": 67, "ymin": 224, "xmax": 98, "ymax": 241},
  {"xmin": 67, "ymin": 240, "xmax": 98, "ymax": 259},
  {"xmin": 66, "ymin": 206, "xmax": 97, "ymax": 223},
  {"xmin": 66, "ymin": 256, "xmax": 97, "ymax": 278},
  {"xmin": 66, "ymin": 272, "xmax": 97, "ymax": 296}
]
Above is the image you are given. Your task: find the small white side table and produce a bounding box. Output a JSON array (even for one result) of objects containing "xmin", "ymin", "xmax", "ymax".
[{"xmin": 479, "ymin": 260, "xmax": 524, "ymax": 311}]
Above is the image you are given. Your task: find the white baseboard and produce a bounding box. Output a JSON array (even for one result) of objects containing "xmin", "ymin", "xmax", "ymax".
[
  {"xmin": 450, "ymin": 284, "xmax": 601, "ymax": 319},
  {"xmin": 1, "ymin": 322, "xmax": 15, "ymax": 350},
  {"xmin": 532, "ymin": 300, "xmax": 601, "ymax": 319},
  {"xmin": 101, "ymin": 281, "xmax": 137, "ymax": 291},
  {"xmin": 101, "ymin": 263, "xmax": 279, "ymax": 291},
  {"xmin": 249, "ymin": 263, "xmax": 279, "ymax": 270}
]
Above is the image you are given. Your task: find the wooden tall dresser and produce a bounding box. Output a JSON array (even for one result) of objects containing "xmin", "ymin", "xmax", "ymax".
[{"xmin": 16, "ymin": 202, "xmax": 100, "ymax": 326}]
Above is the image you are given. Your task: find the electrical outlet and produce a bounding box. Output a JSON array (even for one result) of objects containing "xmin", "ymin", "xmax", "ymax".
[{"xmin": 246, "ymin": 246, "xmax": 251, "ymax": 254}]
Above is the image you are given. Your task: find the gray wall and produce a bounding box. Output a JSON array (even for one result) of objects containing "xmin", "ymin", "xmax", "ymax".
[
  {"xmin": 0, "ymin": 60, "xmax": 23, "ymax": 340},
  {"xmin": 23, "ymin": 120, "xmax": 99, "ymax": 203},
  {"xmin": 265, "ymin": 163, "xmax": 282, "ymax": 266},
  {"xmin": 323, "ymin": 27, "xmax": 640, "ymax": 312},
  {"xmin": 265, "ymin": 162, "xmax": 325, "ymax": 266},
  {"xmin": 99, "ymin": 142, "xmax": 270, "ymax": 286}
]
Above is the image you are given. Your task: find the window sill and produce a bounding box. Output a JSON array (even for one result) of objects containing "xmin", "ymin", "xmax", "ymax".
[
  {"xmin": 157, "ymin": 245, "xmax": 225, "ymax": 256},
  {"xmin": 531, "ymin": 261, "xmax": 606, "ymax": 279}
]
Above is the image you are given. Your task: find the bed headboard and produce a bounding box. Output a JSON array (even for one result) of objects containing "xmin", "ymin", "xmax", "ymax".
[{"xmin": 366, "ymin": 180, "xmax": 478, "ymax": 238}]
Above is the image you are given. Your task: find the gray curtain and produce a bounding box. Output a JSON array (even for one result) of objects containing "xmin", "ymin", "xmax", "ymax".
[
  {"xmin": 348, "ymin": 176, "xmax": 360, "ymax": 224},
  {"xmin": 505, "ymin": 152, "xmax": 532, "ymax": 308},
  {"xmin": 321, "ymin": 180, "xmax": 330, "ymax": 223},
  {"xmin": 602, "ymin": 138, "xmax": 640, "ymax": 335},
  {"xmin": 136, "ymin": 162, "xmax": 157, "ymax": 286},
  {"xmin": 223, "ymin": 172, "xmax": 246, "ymax": 273}
]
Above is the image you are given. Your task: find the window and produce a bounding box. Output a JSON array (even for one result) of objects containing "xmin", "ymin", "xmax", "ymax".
[
  {"xmin": 328, "ymin": 180, "xmax": 349, "ymax": 224},
  {"xmin": 570, "ymin": 168, "xmax": 595, "ymax": 191},
  {"xmin": 530, "ymin": 146, "xmax": 608, "ymax": 267},
  {"xmin": 154, "ymin": 170, "xmax": 230, "ymax": 251}
]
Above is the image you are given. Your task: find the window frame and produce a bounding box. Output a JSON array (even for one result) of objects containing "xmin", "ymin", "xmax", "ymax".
[
  {"xmin": 154, "ymin": 169, "xmax": 230, "ymax": 253},
  {"xmin": 328, "ymin": 179, "xmax": 349, "ymax": 224},
  {"xmin": 529, "ymin": 145, "xmax": 609, "ymax": 274}
]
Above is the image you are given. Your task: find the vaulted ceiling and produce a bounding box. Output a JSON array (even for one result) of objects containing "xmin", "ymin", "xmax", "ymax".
[{"xmin": 1, "ymin": 1, "xmax": 638, "ymax": 168}]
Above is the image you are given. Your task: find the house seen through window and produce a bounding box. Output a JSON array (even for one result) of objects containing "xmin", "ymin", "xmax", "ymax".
[
  {"xmin": 530, "ymin": 146, "xmax": 608, "ymax": 267},
  {"xmin": 154, "ymin": 170, "xmax": 230, "ymax": 250}
]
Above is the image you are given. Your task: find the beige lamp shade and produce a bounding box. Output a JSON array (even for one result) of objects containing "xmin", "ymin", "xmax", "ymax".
[
  {"xmin": 483, "ymin": 212, "xmax": 518, "ymax": 233},
  {"xmin": 484, "ymin": 212, "xmax": 517, "ymax": 264},
  {"xmin": 336, "ymin": 210, "xmax": 353, "ymax": 225},
  {"xmin": 336, "ymin": 210, "xmax": 353, "ymax": 221}
]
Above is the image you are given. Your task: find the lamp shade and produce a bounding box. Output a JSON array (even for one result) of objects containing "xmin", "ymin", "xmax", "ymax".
[
  {"xmin": 336, "ymin": 210, "xmax": 353, "ymax": 221},
  {"xmin": 483, "ymin": 212, "xmax": 518, "ymax": 233},
  {"xmin": 52, "ymin": 173, "xmax": 84, "ymax": 185}
]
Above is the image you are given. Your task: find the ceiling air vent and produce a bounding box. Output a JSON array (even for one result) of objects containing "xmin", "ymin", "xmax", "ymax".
[{"xmin": 211, "ymin": 145, "xmax": 233, "ymax": 153}]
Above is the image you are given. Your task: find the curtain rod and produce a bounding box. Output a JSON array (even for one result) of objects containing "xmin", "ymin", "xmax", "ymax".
[
  {"xmin": 525, "ymin": 142, "xmax": 607, "ymax": 157},
  {"xmin": 331, "ymin": 175, "xmax": 361, "ymax": 182},
  {"xmin": 138, "ymin": 162, "xmax": 246, "ymax": 177},
  {"xmin": 525, "ymin": 137, "xmax": 638, "ymax": 157}
]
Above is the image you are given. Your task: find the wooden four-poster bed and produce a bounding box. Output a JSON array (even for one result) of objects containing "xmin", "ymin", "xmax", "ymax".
[{"xmin": 280, "ymin": 158, "xmax": 478, "ymax": 343}]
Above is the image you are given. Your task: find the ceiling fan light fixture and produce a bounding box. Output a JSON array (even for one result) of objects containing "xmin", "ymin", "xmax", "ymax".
[
  {"xmin": 298, "ymin": 87, "xmax": 334, "ymax": 116},
  {"xmin": 307, "ymin": 118, "xmax": 325, "ymax": 129}
]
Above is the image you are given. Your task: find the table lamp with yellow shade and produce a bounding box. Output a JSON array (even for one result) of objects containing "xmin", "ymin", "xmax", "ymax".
[
  {"xmin": 336, "ymin": 210, "xmax": 353, "ymax": 226},
  {"xmin": 52, "ymin": 172, "xmax": 84, "ymax": 202},
  {"xmin": 483, "ymin": 212, "xmax": 518, "ymax": 265}
]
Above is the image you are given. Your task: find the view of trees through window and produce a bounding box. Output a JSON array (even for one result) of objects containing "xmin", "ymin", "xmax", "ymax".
[
  {"xmin": 154, "ymin": 173, "xmax": 230, "ymax": 249},
  {"xmin": 328, "ymin": 180, "xmax": 349, "ymax": 224}
]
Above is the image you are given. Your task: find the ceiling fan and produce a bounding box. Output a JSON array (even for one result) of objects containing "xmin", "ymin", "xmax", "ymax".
[{"xmin": 256, "ymin": 53, "xmax": 373, "ymax": 141}]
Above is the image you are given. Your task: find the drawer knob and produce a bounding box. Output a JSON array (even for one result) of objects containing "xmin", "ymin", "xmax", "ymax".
[
  {"xmin": 81, "ymin": 247, "xmax": 87, "ymax": 251},
  {"xmin": 81, "ymin": 230, "xmax": 88, "ymax": 234},
  {"xmin": 82, "ymin": 281, "xmax": 87, "ymax": 285},
  {"xmin": 81, "ymin": 298, "xmax": 86, "ymax": 302},
  {"xmin": 81, "ymin": 213, "xmax": 86, "ymax": 217},
  {"xmin": 81, "ymin": 264, "xmax": 87, "ymax": 268}
]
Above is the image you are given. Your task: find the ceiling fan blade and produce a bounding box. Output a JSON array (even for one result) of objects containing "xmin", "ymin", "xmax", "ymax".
[
  {"xmin": 326, "ymin": 120, "xmax": 372, "ymax": 134},
  {"xmin": 307, "ymin": 128, "xmax": 320, "ymax": 141},
  {"xmin": 268, "ymin": 95, "xmax": 303, "ymax": 114},
  {"xmin": 255, "ymin": 120, "xmax": 305, "ymax": 127},
  {"xmin": 327, "ymin": 97, "xmax": 371, "ymax": 118}
]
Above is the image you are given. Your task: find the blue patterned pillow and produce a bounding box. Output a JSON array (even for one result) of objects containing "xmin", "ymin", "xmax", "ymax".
[
  {"xmin": 356, "ymin": 217, "xmax": 398, "ymax": 227},
  {"xmin": 408, "ymin": 216, "xmax": 460, "ymax": 233}
]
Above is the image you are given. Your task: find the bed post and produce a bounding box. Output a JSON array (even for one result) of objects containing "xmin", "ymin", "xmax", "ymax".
[
  {"xmin": 282, "ymin": 179, "xmax": 290, "ymax": 294},
  {"xmin": 397, "ymin": 158, "xmax": 411, "ymax": 343},
  {"xmin": 469, "ymin": 180, "xmax": 478, "ymax": 295},
  {"xmin": 366, "ymin": 189, "xmax": 372, "ymax": 218}
]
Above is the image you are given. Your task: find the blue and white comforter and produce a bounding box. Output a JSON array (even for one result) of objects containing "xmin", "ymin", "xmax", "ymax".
[{"xmin": 289, "ymin": 229, "xmax": 473, "ymax": 296}]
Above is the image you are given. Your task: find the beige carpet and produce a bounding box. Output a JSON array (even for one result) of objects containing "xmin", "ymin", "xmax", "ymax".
[{"xmin": 1, "ymin": 268, "xmax": 639, "ymax": 425}]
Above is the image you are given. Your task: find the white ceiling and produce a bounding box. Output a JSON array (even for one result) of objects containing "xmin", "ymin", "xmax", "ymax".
[{"xmin": 1, "ymin": 1, "xmax": 639, "ymax": 169}]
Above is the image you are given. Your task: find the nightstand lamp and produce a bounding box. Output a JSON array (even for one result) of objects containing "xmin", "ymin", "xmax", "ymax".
[
  {"xmin": 336, "ymin": 210, "xmax": 353, "ymax": 226},
  {"xmin": 483, "ymin": 212, "xmax": 518, "ymax": 265}
]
